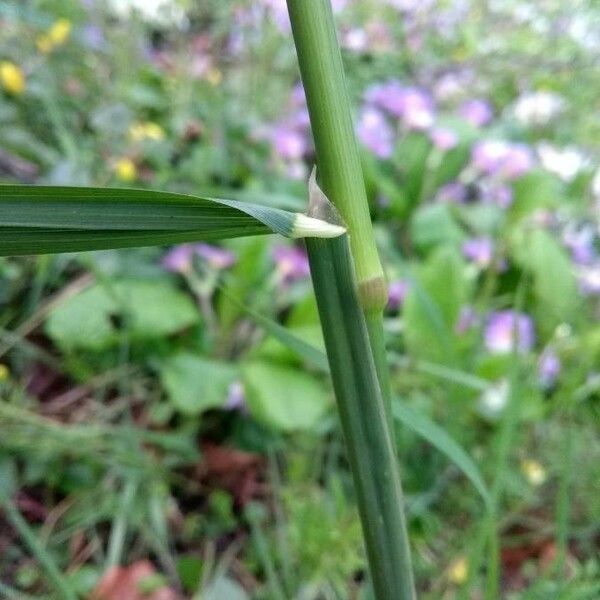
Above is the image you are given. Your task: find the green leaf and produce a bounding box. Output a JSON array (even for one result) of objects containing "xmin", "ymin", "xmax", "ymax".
[
  {"xmin": 509, "ymin": 170, "xmax": 562, "ymax": 221},
  {"xmin": 410, "ymin": 203, "xmax": 465, "ymax": 252},
  {"xmin": 242, "ymin": 361, "xmax": 330, "ymax": 431},
  {"xmin": 403, "ymin": 247, "xmax": 470, "ymax": 364},
  {"xmin": 392, "ymin": 398, "xmax": 491, "ymax": 509},
  {"xmin": 511, "ymin": 228, "xmax": 579, "ymax": 324},
  {"xmin": 0, "ymin": 185, "xmax": 344, "ymax": 256},
  {"xmin": 46, "ymin": 279, "xmax": 198, "ymax": 350},
  {"xmin": 160, "ymin": 353, "xmax": 237, "ymax": 415}
]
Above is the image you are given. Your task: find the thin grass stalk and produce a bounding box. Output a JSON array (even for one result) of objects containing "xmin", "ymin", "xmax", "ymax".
[
  {"xmin": 286, "ymin": 0, "xmax": 415, "ymax": 595},
  {"xmin": 284, "ymin": 0, "xmax": 393, "ymax": 415},
  {"xmin": 305, "ymin": 228, "xmax": 415, "ymax": 600}
]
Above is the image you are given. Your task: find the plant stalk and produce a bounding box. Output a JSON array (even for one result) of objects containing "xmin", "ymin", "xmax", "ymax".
[
  {"xmin": 286, "ymin": 0, "xmax": 416, "ymax": 596},
  {"xmin": 285, "ymin": 0, "xmax": 386, "ymax": 309},
  {"xmin": 285, "ymin": 0, "xmax": 394, "ymax": 418},
  {"xmin": 305, "ymin": 230, "xmax": 415, "ymax": 600}
]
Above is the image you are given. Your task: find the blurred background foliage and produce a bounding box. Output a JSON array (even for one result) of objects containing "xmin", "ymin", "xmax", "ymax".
[{"xmin": 1, "ymin": 0, "xmax": 599, "ymax": 598}]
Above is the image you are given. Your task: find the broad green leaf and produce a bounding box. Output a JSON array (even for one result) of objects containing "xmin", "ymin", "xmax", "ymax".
[
  {"xmin": 46, "ymin": 279, "xmax": 198, "ymax": 350},
  {"xmin": 509, "ymin": 170, "xmax": 562, "ymax": 221},
  {"xmin": 392, "ymin": 398, "xmax": 491, "ymax": 509},
  {"xmin": 160, "ymin": 353, "xmax": 237, "ymax": 415},
  {"xmin": 393, "ymin": 132, "xmax": 432, "ymax": 205},
  {"xmin": 410, "ymin": 203, "xmax": 465, "ymax": 251},
  {"xmin": 511, "ymin": 228, "xmax": 579, "ymax": 325},
  {"xmin": 0, "ymin": 185, "xmax": 344, "ymax": 256},
  {"xmin": 242, "ymin": 361, "xmax": 330, "ymax": 432},
  {"xmin": 403, "ymin": 247, "xmax": 470, "ymax": 364}
]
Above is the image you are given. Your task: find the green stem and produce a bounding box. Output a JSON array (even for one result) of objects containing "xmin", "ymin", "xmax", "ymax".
[
  {"xmin": 306, "ymin": 232, "xmax": 415, "ymax": 600},
  {"xmin": 286, "ymin": 0, "xmax": 386, "ymax": 308},
  {"xmin": 287, "ymin": 1, "xmax": 415, "ymax": 596}
]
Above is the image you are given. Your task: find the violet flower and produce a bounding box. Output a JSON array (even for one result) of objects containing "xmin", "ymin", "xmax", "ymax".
[
  {"xmin": 162, "ymin": 244, "xmax": 196, "ymax": 274},
  {"xmin": 538, "ymin": 348, "xmax": 561, "ymax": 388},
  {"xmin": 436, "ymin": 181, "xmax": 468, "ymax": 203},
  {"xmin": 366, "ymin": 81, "xmax": 435, "ymax": 129},
  {"xmin": 195, "ymin": 243, "xmax": 236, "ymax": 269},
  {"xmin": 272, "ymin": 245, "xmax": 310, "ymax": 283},
  {"xmin": 484, "ymin": 310, "xmax": 535, "ymax": 354},
  {"xmin": 429, "ymin": 128, "xmax": 458, "ymax": 151},
  {"xmin": 387, "ymin": 280, "xmax": 410, "ymax": 311},
  {"xmin": 270, "ymin": 123, "xmax": 309, "ymax": 161},
  {"xmin": 162, "ymin": 243, "xmax": 236, "ymax": 274},
  {"xmin": 463, "ymin": 237, "xmax": 494, "ymax": 269},
  {"xmin": 562, "ymin": 225, "xmax": 596, "ymax": 265},
  {"xmin": 357, "ymin": 107, "xmax": 394, "ymax": 158},
  {"xmin": 459, "ymin": 99, "xmax": 493, "ymax": 127},
  {"xmin": 472, "ymin": 140, "xmax": 534, "ymax": 180},
  {"xmin": 577, "ymin": 263, "xmax": 600, "ymax": 295}
]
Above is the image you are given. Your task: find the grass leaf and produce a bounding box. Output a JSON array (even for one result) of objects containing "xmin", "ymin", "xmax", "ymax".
[{"xmin": 0, "ymin": 185, "xmax": 344, "ymax": 256}]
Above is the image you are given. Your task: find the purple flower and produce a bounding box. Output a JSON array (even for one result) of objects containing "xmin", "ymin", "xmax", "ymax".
[
  {"xmin": 162, "ymin": 244, "xmax": 196, "ymax": 274},
  {"xmin": 429, "ymin": 128, "xmax": 458, "ymax": 151},
  {"xmin": 436, "ymin": 181, "xmax": 468, "ymax": 203},
  {"xmin": 485, "ymin": 184, "xmax": 514, "ymax": 208},
  {"xmin": 484, "ymin": 310, "xmax": 535, "ymax": 354},
  {"xmin": 563, "ymin": 225, "xmax": 596, "ymax": 265},
  {"xmin": 81, "ymin": 25, "xmax": 106, "ymax": 51},
  {"xmin": 270, "ymin": 123, "xmax": 308, "ymax": 160},
  {"xmin": 387, "ymin": 280, "xmax": 410, "ymax": 311},
  {"xmin": 463, "ymin": 237, "xmax": 494, "ymax": 268},
  {"xmin": 195, "ymin": 243, "xmax": 236, "ymax": 269},
  {"xmin": 357, "ymin": 107, "xmax": 394, "ymax": 158},
  {"xmin": 272, "ymin": 245, "xmax": 310, "ymax": 283},
  {"xmin": 459, "ymin": 99, "xmax": 493, "ymax": 127},
  {"xmin": 162, "ymin": 243, "xmax": 235, "ymax": 274},
  {"xmin": 538, "ymin": 348, "xmax": 561, "ymax": 388},
  {"xmin": 366, "ymin": 81, "xmax": 435, "ymax": 129},
  {"xmin": 472, "ymin": 141, "xmax": 534, "ymax": 180},
  {"xmin": 501, "ymin": 144, "xmax": 535, "ymax": 179},
  {"xmin": 577, "ymin": 263, "xmax": 600, "ymax": 295}
]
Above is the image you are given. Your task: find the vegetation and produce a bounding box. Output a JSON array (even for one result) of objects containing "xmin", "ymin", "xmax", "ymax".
[{"xmin": 1, "ymin": 1, "xmax": 599, "ymax": 598}]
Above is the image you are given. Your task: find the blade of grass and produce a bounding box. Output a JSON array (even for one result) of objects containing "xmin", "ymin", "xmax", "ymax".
[
  {"xmin": 105, "ymin": 479, "xmax": 138, "ymax": 569},
  {"xmin": 0, "ymin": 499, "xmax": 77, "ymax": 600},
  {"xmin": 0, "ymin": 185, "xmax": 344, "ymax": 256},
  {"xmin": 392, "ymin": 399, "xmax": 492, "ymax": 509}
]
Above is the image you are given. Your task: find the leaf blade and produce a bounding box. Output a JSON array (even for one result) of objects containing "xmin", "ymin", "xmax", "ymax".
[{"xmin": 0, "ymin": 185, "xmax": 343, "ymax": 255}]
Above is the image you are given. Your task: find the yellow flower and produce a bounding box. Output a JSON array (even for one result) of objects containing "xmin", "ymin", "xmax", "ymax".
[
  {"xmin": 521, "ymin": 459, "xmax": 547, "ymax": 486},
  {"xmin": 447, "ymin": 557, "xmax": 468, "ymax": 585},
  {"xmin": 36, "ymin": 19, "xmax": 72, "ymax": 54},
  {"xmin": 206, "ymin": 68, "xmax": 222, "ymax": 87},
  {"xmin": 48, "ymin": 19, "xmax": 72, "ymax": 46},
  {"xmin": 0, "ymin": 61, "xmax": 26, "ymax": 95},
  {"xmin": 115, "ymin": 158, "xmax": 137, "ymax": 182},
  {"xmin": 129, "ymin": 121, "xmax": 165, "ymax": 142},
  {"xmin": 36, "ymin": 33, "xmax": 54, "ymax": 54},
  {"xmin": 0, "ymin": 364, "xmax": 9, "ymax": 381}
]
